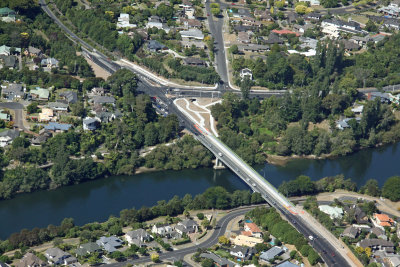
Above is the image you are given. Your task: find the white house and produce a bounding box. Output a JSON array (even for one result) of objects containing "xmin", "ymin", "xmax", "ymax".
[
  {"xmin": 125, "ymin": 229, "xmax": 151, "ymax": 246},
  {"xmin": 152, "ymin": 223, "xmax": 174, "ymax": 236},
  {"xmin": 318, "ymin": 205, "xmax": 343, "ymax": 219},
  {"xmin": 299, "ymin": 0, "xmax": 320, "ymax": 5},
  {"xmin": 117, "ymin": 13, "xmax": 137, "ymax": 29},
  {"xmin": 240, "ymin": 68, "xmax": 253, "ymax": 80},
  {"xmin": 179, "ymin": 29, "xmax": 204, "ymax": 40}
]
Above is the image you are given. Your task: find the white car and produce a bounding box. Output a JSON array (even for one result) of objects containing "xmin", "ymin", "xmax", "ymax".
[{"xmin": 309, "ymin": 236, "xmax": 314, "ymax": 241}]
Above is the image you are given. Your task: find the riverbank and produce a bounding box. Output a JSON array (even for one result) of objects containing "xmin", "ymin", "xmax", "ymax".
[{"xmin": 265, "ymin": 141, "xmax": 398, "ymax": 166}]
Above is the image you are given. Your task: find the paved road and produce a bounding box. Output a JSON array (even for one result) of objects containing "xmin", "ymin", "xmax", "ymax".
[
  {"xmin": 175, "ymin": 108, "xmax": 352, "ymax": 267},
  {"xmin": 0, "ymin": 102, "xmax": 26, "ymax": 130},
  {"xmin": 106, "ymin": 208, "xmax": 251, "ymax": 266},
  {"xmin": 205, "ymin": 1, "xmax": 229, "ymax": 85}
]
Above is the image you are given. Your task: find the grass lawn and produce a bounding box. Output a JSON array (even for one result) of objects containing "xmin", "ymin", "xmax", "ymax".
[
  {"xmin": 259, "ymin": 127, "xmax": 274, "ymax": 136},
  {"xmin": 214, "ymin": 249, "xmax": 231, "ymax": 258}
]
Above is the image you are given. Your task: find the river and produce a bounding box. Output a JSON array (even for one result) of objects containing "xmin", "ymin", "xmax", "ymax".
[{"xmin": 1, "ymin": 143, "xmax": 399, "ymax": 239}]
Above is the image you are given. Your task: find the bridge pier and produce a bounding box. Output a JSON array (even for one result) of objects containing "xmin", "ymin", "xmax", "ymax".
[{"xmin": 213, "ymin": 158, "xmax": 225, "ymax": 169}]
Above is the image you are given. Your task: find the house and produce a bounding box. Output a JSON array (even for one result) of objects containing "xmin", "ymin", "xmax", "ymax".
[
  {"xmin": 341, "ymin": 226, "xmax": 359, "ymax": 239},
  {"xmin": 244, "ymin": 222, "xmax": 262, "ymax": 238},
  {"xmin": 299, "ymin": 0, "xmax": 320, "ymax": 5},
  {"xmin": 44, "ymin": 122, "xmax": 72, "ymax": 132},
  {"xmin": 349, "ymin": 36, "xmax": 371, "ymax": 47},
  {"xmin": 367, "ymin": 92, "xmax": 391, "ymax": 104},
  {"xmin": 91, "ymin": 87, "xmax": 106, "ymax": 96},
  {"xmin": 371, "ymin": 227, "xmax": 388, "ymax": 240},
  {"xmin": 388, "ymin": 256, "xmax": 400, "ymax": 267},
  {"xmin": 92, "ymin": 96, "xmax": 116, "ymax": 106},
  {"xmin": 321, "ymin": 19, "xmax": 364, "ymax": 38},
  {"xmin": 373, "ymin": 213, "xmax": 395, "ymax": 229},
  {"xmin": 378, "ymin": 5, "xmax": 400, "ymax": 17},
  {"xmin": 357, "ymin": 239, "xmax": 394, "ymax": 253},
  {"xmin": 2, "ymin": 83, "xmax": 24, "ymax": 100},
  {"xmin": 30, "ymin": 87, "xmax": 50, "ymax": 101},
  {"xmin": 45, "ymin": 248, "xmax": 77, "ymax": 265},
  {"xmin": 59, "ymin": 91, "xmax": 78, "ymax": 104},
  {"xmin": 83, "ymin": 117, "xmax": 100, "ymax": 131},
  {"xmin": 237, "ymin": 44, "xmax": 269, "ymax": 53},
  {"xmin": 254, "ymin": 9, "xmax": 273, "ymax": 22},
  {"xmin": 336, "ymin": 117, "xmax": 361, "ymax": 130},
  {"xmin": 293, "ymin": 24, "xmax": 315, "ymax": 35},
  {"xmin": 182, "ymin": 57, "xmax": 206, "ymax": 67},
  {"xmin": 305, "ymin": 12, "xmax": 322, "ymax": 22},
  {"xmin": 265, "ymin": 33, "xmax": 284, "ymax": 44},
  {"xmin": 340, "ymin": 40, "xmax": 360, "ymax": 51},
  {"xmin": 237, "ymin": 31, "xmax": 251, "ymax": 43},
  {"xmin": 181, "ymin": 18, "xmax": 202, "ymax": 29},
  {"xmin": 152, "ymin": 223, "xmax": 174, "ymax": 237},
  {"xmin": 39, "ymin": 108, "xmax": 55, "ymax": 122},
  {"xmin": 0, "ymin": 45, "xmax": 11, "ymax": 56},
  {"xmin": 125, "ymin": 229, "xmax": 151, "ymax": 246},
  {"xmin": 351, "ymin": 105, "xmax": 364, "ymax": 114},
  {"xmin": 0, "ymin": 129, "xmax": 19, "ymax": 147},
  {"xmin": 272, "ymin": 29, "xmax": 300, "ymax": 37},
  {"xmin": 41, "ymin": 58, "xmax": 59, "ymax": 68},
  {"xmin": 28, "ymin": 46, "xmax": 42, "ymax": 57},
  {"xmin": 117, "ymin": 13, "xmax": 137, "ymax": 29},
  {"xmin": 318, "ymin": 205, "xmax": 343, "ymax": 219},
  {"xmin": 299, "ymin": 37, "xmax": 318, "ymax": 50},
  {"xmin": 0, "ymin": 110, "xmax": 10, "ymax": 121},
  {"xmin": 230, "ymin": 246, "xmax": 254, "ymax": 260},
  {"xmin": 259, "ymin": 246, "xmax": 284, "ymax": 262},
  {"xmin": 146, "ymin": 16, "xmax": 170, "ymax": 33},
  {"xmin": 181, "ymin": 40, "xmax": 206, "ymax": 49},
  {"xmin": 96, "ymin": 236, "xmax": 123, "ymax": 253},
  {"xmin": 200, "ymin": 253, "xmax": 235, "ymax": 267},
  {"xmin": 95, "ymin": 111, "xmax": 116, "ymax": 123},
  {"xmin": 343, "ymin": 204, "xmax": 368, "ymax": 224},
  {"xmin": 75, "ymin": 242, "xmax": 102, "ymax": 257},
  {"xmin": 275, "ymin": 262, "xmax": 300, "ymax": 267},
  {"xmin": 240, "ymin": 68, "xmax": 253, "ymax": 81},
  {"xmin": 175, "ymin": 219, "xmax": 198, "ymax": 235},
  {"xmin": 147, "ymin": 40, "xmax": 166, "ymax": 53},
  {"xmin": 48, "ymin": 102, "xmax": 69, "ymax": 112},
  {"xmin": 15, "ymin": 253, "xmax": 47, "ymax": 267},
  {"xmin": 232, "ymin": 235, "xmax": 263, "ymax": 247},
  {"xmin": 0, "ymin": 55, "xmax": 17, "ymax": 69},
  {"xmin": 0, "ymin": 7, "xmax": 15, "ymax": 18},
  {"xmin": 180, "ymin": 29, "xmax": 204, "ymax": 40},
  {"xmin": 31, "ymin": 132, "xmax": 52, "ymax": 146}
]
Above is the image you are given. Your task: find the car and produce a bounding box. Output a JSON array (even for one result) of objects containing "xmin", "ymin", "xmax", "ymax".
[
  {"xmin": 218, "ymin": 152, "xmax": 223, "ymax": 157},
  {"xmin": 331, "ymin": 252, "xmax": 335, "ymax": 257},
  {"xmin": 309, "ymin": 236, "xmax": 314, "ymax": 241},
  {"xmin": 232, "ymin": 2, "xmax": 235, "ymax": 4},
  {"xmin": 246, "ymin": 178, "xmax": 250, "ymax": 181},
  {"xmin": 207, "ymin": 13, "xmax": 210, "ymax": 16},
  {"xmin": 252, "ymin": 183, "xmax": 256, "ymax": 187}
]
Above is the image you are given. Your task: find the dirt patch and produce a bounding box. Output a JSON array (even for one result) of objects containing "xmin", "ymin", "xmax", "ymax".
[
  {"xmin": 308, "ymin": 120, "xmax": 330, "ymax": 132},
  {"xmin": 84, "ymin": 58, "xmax": 111, "ymax": 80}
]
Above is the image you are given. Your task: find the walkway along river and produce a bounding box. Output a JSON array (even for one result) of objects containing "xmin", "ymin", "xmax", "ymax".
[{"xmin": 1, "ymin": 143, "xmax": 399, "ymax": 239}]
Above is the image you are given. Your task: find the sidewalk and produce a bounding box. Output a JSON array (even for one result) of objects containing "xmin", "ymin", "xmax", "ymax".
[{"xmin": 296, "ymin": 206, "xmax": 363, "ymax": 267}]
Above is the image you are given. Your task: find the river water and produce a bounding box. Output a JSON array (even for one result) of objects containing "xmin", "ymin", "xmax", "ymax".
[{"xmin": 1, "ymin": 143, "xmax": 399, "ymax": 239}]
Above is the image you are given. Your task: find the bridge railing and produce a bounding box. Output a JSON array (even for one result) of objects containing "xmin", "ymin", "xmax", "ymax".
[{"xmin": 207, "ymin": 134, "xmax": 294, "ymax": 208}]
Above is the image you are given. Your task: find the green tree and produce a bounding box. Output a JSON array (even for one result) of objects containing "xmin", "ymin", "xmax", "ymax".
[
  {"xmin": 240, "ymin": 76, "xmax": 252, "ymax": 99},
  {"xmin": 382, "ymin": 176, "xmax": 400, "ymax": 201},
  {"xmin": 27, "ymin": 102, "xmax": 39, "ymax": 114}
]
